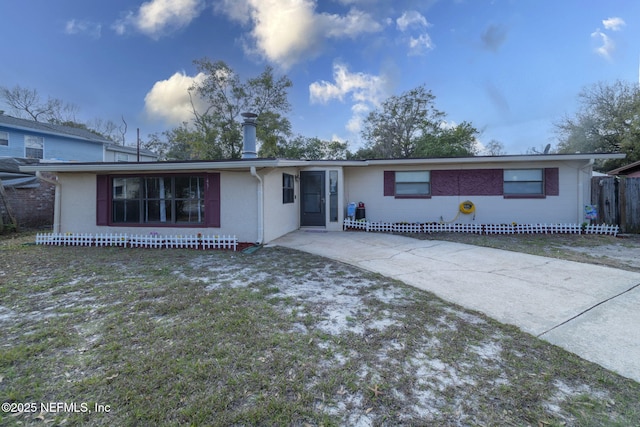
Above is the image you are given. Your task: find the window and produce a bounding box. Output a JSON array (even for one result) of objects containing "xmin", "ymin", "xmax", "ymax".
[
  {"xmin": 283, "ymin": 173, "xmax": 294, "ymax": 204},
  {"xmin": 0, "ymin": 131, "xmax": 8, "ymax": 146},
  {"xmin": 25, "ymin": 135, "xmax": 44, "ymax": 159},
  {"xmin": 116, "ymin": 153, "xmax": 129, "ymax": 162},
  {"xmin": 503, "ymin": 169, "xmax": 544, "ymax": 195},
  {"xmin": 395, "ymin": 171, "xmax": 430, "ymax": 197},
  {"xmin": 113, "ymin": 176, "xmax": 204, "ymax": 224},
  {"xmin": 98, "ymin": 173, "xmax": 219, "ymax": 227},
  {"xmin": 329, "ymin": 170, "xmax": 338, "ymax": 222}
]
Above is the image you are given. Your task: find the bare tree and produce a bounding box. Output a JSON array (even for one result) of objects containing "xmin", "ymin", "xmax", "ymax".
[
  {"xmin": 0, "ymin": 85, "xmax": 79, "ymax": 123},
  {"xmin": 483, "ymin": 139, "xmax": 507, "ymax": 156}
]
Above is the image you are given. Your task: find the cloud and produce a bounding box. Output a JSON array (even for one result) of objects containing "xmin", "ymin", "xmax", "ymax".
[
  {"xmin": 395, "ymin": 10, "xmax": 433, "ymax": 55},
  {"xmin": 144, "ymin": 72, "xmax": 206, "ymax": 125},
  {"xmin": 309, "ymin": 63, "xmax": 387, "ymax": 105},
  {"xmin": 323, "ymin": 8, "xmax": 383, "ymax": 38},
  {"xmin": 603, "ymin": 17, "xmax": 625, "ymax": 31},
  {"xmin": 216, "ymin": 0, "xmax": 383, "ymax": 69},
  {"xmin": 591, "ymin": 28, "xmax": 615, "ymax": 60},
  {"xmin": 480, "ymin": 24, "xmax": 508, "ymax": 52},
  {"xmin": 113, "ymin": 0, "xmax": 204, "ymax": 39},
  {"xmin": 396, "ymin": 11, "xmax": 428, "ymax": 32},
  {"xmin": 309, "ymin": 63, "xmax": 390, "ymax": 135},
  {"xmin": 346, "ymin": 103, "xmax": 371, "ymax": 134},
  {"xmin": 408, "ymin": 34, "xmax": 434, "ymax": 55},
  {"xmin": 65, "ymin": 19, "xmax": 102, "ymax": 38},
  {"xmin": 591, "ymin": 17, "xmax": 625, "ymax": 60}
]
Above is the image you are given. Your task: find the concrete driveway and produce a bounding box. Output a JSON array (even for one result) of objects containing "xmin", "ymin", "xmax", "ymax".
[{"xmin": 273, "ymin": 230, "xmax": 640, "ymax": 383}]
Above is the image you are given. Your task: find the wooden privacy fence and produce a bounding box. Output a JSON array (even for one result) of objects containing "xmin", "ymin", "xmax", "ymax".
[
  {"xmin": 35, "ymin": 233, "xmax": 238, "ymax": 251},
  {"xmin": 591, "ymin": 177, "xmax": 640, "ymax": 233}
]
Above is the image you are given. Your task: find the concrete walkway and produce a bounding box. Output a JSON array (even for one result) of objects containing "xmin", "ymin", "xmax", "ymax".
[{"xmin": 273, "ymin": 230, "xmax": 640, "ymax": 383}]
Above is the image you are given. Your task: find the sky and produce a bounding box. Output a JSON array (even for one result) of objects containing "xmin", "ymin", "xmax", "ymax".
[{"xmin": 1, "ymin": 0, "xmax": 639, "ymax": 155}]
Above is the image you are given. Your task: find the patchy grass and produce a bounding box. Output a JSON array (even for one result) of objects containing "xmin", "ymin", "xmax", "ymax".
[
  {"xmin": 398, "ymin": 232, "xmax": 640, "ymax": 273},
  {"xmin": 1, "ymin": 232, "xmax": 639, "ymax": 426}
]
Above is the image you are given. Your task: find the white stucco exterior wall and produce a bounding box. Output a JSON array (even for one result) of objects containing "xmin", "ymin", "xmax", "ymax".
[
  {"xmin": 343, "ymin": 160, "xmax": 592, "ymax": 225},
  {"xmin": 261, "ymin": 168, "xmax": 300, "ymax": 243},
  {"xmin": 57, "ymin": 173, "xmax": 98, "ymax": 231},
  {"xmin": 55, "ymin": 171, "xmax": 259, "ymax": 243}
]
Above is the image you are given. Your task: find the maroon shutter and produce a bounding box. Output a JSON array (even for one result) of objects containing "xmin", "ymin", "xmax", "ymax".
[
  {"xmin": 205, "ymin": 173, "xmax": 221, "ymax": 227},
  {"xmin": 383, "ymin": 171, "xmax": 395, "ymax": 196},
  {"xmin": 545, "ymin": 168, "xmax": 559, "ymax": 196},
  {"xmin": 96, "ymin": 175, "xmax": 109, "ymax": 225}
]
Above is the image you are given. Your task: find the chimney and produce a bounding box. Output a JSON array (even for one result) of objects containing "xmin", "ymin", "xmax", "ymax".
[{"xmin": 241, "ymin": 112, "xmax": 258, "ymax": 159}]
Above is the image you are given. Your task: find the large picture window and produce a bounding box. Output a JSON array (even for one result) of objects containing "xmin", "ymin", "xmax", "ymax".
[
  {"xmin": 503, "ymin": 169, "xmax": 543, "ymax": 195},
  {"xmin": 107, "ymin": 175, "xmax": 209, "ymax": 225}
]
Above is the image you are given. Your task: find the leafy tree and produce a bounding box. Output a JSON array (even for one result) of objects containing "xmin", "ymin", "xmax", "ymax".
[
  {"xmin": 555, "ymin": 80, "xmax": 640, "ymax": 170},
  {"xmin": 360, "ymin": 85, "xmax": 444, "ymax": 158},
  {"xmin": 358, "ymin": 85, "xmax": 479, "ymax": 158},
  {"xmin": 185, "ymin": 59, "xmax": 293, "ymax": 159},
  {"xmin": 256, "ymin": 111, "xmax": 292, "ymax": 158},
  {"xmin": 414, "ymin": 121, "xmax": 479, "ymax": 157},
  {"xmin": 144, "ymin": 124, "xmax": 217, "ymax": 160},
  {"xmin": 261, "ymin": 135, "xmax": 348, "ymax": 159}
]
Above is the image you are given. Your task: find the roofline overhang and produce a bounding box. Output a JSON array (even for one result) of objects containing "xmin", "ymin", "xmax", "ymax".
[
  {"xmin": 607, "ymin": 158, "xmax": 640, "ymax": 175},
  {"xmin": 19, "ymin": 153, "xmax": 626, "ymax": 173},
  {"xmin": 0, "ymin": 123, "xmax": 109, "ymax": 145},
  {"xmin": 19, "ymin": 159, "xmax": 280, "ymax": 173},
  {"xmin": 364, "ymin": 153, "xmax": 626, "ymax": 166}
]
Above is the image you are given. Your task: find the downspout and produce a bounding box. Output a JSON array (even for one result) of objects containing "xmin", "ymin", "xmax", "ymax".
[
  {"xmin": 36, "ymin": 171, "xmax": 61, "ymax": 233},
  {"xmin": 250, "ymin": 166, "xmax": 264, "ymax": 244},
  {"xmin": 578, "ymin": 159, "xmax": 594, "ymax": 224}
]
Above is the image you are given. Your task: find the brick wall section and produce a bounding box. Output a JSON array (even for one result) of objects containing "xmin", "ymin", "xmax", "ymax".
[{"xmin": 1, "ymin": 174, "xmax": 55, "ymax": 229}]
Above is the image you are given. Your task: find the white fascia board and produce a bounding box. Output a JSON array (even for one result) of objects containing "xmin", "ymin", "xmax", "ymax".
[
  {"xmin": 365, "ymin": 153, "xmax": 626, "ymax": 166},
  {"xmin": 20, "ymin": 159, "xmax": 281, "ymax": 173},
  {"xmin": 273, "ymin": 159, "xmax": 366, "ymax": 167},
  {"xmin": 20, "ymin": 153, "xmax": 626, "ymax": 173}
]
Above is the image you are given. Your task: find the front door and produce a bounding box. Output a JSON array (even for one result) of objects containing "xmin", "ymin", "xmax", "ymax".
[{"xmin": 300, "ymin": 171, "xmax": 325, "ymax": 226}]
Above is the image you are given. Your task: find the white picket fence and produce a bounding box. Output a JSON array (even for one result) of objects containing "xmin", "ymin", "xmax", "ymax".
[
  {"xmin": 35, "ymin": 232, "xmax": 238, "ymax": 251},
  {"xmin": 343, "ymin": 218, "xmax": 619, "ymax": 236}
]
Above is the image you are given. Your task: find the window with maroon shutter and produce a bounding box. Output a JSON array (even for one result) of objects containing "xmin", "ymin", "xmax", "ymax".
[
  {"xmin": 383, "ymin": 170, "xmax": 430, "ymax": 198},
  {"xmin": 503, "ymin": 169, "xmax": 544, "ymax": 195},
  {"xmin": 95, "ymin": 173, "xmax": 221, "ymax": 227}
]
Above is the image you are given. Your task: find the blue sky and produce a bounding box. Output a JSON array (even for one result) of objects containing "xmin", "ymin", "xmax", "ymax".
[{"xmin": 1, "ymin": 0, "xmax": 639, "ymax": 154}]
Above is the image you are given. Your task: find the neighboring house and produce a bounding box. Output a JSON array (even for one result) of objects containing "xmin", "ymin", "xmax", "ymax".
[
  {"xmin": 608, "ymin": 159, "xmax": 640, "ymax": 177},
  {"xmin": 21, "ymin": 152, "xmax": 625, "ymax": 244},
  {"xmin": 0, "ymin": 113, "xmax": 157, "ymax": 229},
  {"xmin": 104, "ymin": 143, "xmax": 158, "ymax": 163},
  {"xmin": 0, "ymin": 113, "xmax": 158, "ymax": 162},
  {"xmin": 0, "ymin": 158, "xmax": 55, "ymax": 229}
]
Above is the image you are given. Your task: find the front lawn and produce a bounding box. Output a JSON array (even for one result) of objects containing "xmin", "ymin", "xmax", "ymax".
[{"xmin": 1, "ymin": 234, "xmax": 639, "ymax": 426}]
